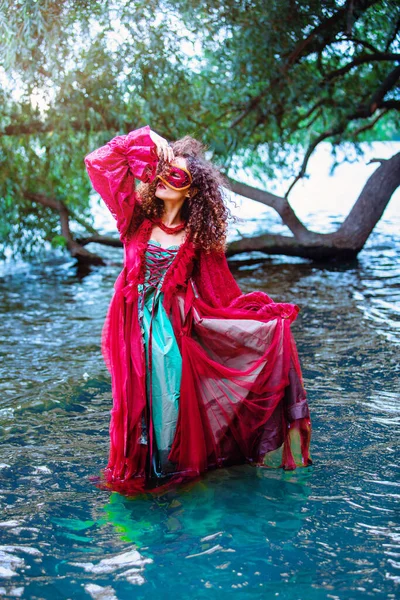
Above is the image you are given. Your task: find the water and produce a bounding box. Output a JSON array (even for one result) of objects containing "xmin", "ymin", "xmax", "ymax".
[{"xmin": 0, "ymin": 144, "xmax": 399, "ymax": 598}]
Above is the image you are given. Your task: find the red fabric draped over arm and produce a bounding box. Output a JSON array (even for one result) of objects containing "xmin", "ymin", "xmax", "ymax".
[
  {"xmin": 84, "ymin": 125, "xmax": 158, "ymax": 240},
  {"xmin": 192, "ymin": 248, "xmax": 243, "ymax": 308}
]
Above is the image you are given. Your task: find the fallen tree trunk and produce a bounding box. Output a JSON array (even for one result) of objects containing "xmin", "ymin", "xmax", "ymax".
[
  {"xmin": 225, "ymin": 234, "xmax": 356, "ymax": 261},
  {"xmin": 227, "ymin": 151, "xmax": 400, "ymax": 260}
]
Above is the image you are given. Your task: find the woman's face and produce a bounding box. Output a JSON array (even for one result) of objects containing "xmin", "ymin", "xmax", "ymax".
[{"xmin": 155, "ymin": 156, "xmax": 191, "ymax": 203}]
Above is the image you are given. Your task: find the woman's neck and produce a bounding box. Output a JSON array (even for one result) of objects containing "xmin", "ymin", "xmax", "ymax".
[{"xmin": 161, "ymin": 200, "xmax": 186, "ymax": 226}]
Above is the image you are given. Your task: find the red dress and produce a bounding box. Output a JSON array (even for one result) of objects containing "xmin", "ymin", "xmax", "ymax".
[{"xmin": 84, "ymin": 125, "xmax": 313, "ymax": 495}]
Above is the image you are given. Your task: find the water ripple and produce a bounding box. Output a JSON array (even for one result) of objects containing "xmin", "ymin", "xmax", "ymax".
[{"xmin": 0, "ymin": 215, "xmax": 399, "ymax": 598}]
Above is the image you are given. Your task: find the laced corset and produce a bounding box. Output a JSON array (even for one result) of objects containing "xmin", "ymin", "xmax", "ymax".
[
  {"xmin": 140, "ymin": 240, "xmax": 180, "ymax": 291},
  {"xmin": 138, "ymin": 240, "xmax": 180, "ymax": 329}
]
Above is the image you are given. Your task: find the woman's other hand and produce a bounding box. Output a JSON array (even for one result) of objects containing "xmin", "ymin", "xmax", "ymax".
[{"xmin": 149, "ymin": 129, "xmax": 174, "ymax": 162}]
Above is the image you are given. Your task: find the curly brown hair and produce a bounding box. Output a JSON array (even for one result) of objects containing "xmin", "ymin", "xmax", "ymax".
[{"xmin": 129, "ymin": 135, "xmax": 239, "ymax": 253}]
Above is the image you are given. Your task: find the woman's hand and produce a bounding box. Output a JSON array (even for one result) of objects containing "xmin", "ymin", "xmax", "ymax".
[{"xmin": 149, "ymin": 129, "xmax": 175, "ymax": 162}]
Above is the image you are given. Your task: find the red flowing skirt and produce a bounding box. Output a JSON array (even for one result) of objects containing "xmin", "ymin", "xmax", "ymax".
[{"xmin": 92, "ymin": 278, "xmax": 312, "ymax": 496}]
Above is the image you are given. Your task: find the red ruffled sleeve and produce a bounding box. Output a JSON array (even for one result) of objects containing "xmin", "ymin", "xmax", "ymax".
[{"xmin": 84, "ymin": 125, "xmax": 158, "ymax": 240}]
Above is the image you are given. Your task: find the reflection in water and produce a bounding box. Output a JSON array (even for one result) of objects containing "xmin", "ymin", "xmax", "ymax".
[{"xmin": 0, "ymin": 204, "xmax": 399, "ymax": 597}]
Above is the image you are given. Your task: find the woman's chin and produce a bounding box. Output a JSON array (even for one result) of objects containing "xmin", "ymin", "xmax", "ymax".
[{"xmin": 155, "ymin": 189, "xmax": 167, "ymax": 200}]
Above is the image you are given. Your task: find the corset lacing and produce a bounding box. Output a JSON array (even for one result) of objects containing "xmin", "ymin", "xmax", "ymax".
[
  {"xmin": 138, "ymin": 241, "xmax": 180, "ymax": 467},
  {"xmin": 142, "ymin": 242, "xmax": 180, "ymax": 292}
]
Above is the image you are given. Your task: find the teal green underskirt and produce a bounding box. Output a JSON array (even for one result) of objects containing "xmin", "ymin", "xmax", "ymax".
[{"xmin": 138, "ymin": 283, "xmax": 182, "ymax": 473}]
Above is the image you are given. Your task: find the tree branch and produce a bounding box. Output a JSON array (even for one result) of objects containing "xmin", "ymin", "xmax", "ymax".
[
  {"xmin": 351, "ymin": 109, "xmax": 388, "ymax": 137},
  {"xmin": 325, "ymin": 53, "xmax": 400, "ymax": 82},
  {"xmin": 368, "ymin": 157, "xmax": 387, "ymax": 165},
  {"xmin": 1, "ymin": 119, "xmax": 119, "ymax": 137},
  {"xmin": 385, "ymin": 17, "xmax": 400, "ymax": 52},
  {"xmin": 286, "ymin": 63, "xmax": 400, "ymax": 195},
  {"xmin": 283, "ymin": 0, "xmax": 380, "ymax": 67},
  {"xmin": 24, "ymin": 192, "xmax": 105, "ymax": 265},
  {"xmin": 226, "ymin": 178, "xmax": 284, "ymax": 210},
  {"xmin": 342, "ymin": 34, "xmax": 381, "ymax": 54},
  {"xmin": 227, "ymin": 178, "xmax": 312, "ymax": 241},
  {"xmin": 368, "ymin": 63, "xmax": 400, "ymax": 111},
  {"xmin": 292, "ymin": 98, "xmax": 328, "ymax": 128},
  {"xmin": 230, "ymin": 0, "xmax": 380, "ymax": 128},
  {"xmin": 380, "ymin": 100, "xmax": 400, "ymax": 110},
  {"xmin": 76, "ymin": 234, "xmax": 123, "ymax": 248},
  {"xmin": 285, "ymin": 124, "xmax": 344, "ymax": 196}
]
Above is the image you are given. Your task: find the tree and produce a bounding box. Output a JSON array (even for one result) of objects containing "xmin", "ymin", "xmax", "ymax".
[{"xmin": 1, "ymin": 0, "xmax": 399, "ymax": 263}]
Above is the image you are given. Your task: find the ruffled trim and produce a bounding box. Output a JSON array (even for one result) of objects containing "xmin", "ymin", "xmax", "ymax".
[
  {"xmin": 228, "ymin": 290, "xmax": 274, "ymax": 310},
  {"xmin": 121, "ymin": 219, "xmax": 154, "ymax": 302},
  {"xmin": 229, "ymin": 291, "xmax": 300, "ymax": 324},
  {"xmin": 136, "ymin": 219, "xmax": 155, "ymax": 284}
]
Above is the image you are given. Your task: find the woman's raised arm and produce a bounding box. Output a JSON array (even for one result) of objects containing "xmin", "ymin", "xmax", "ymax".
[{"xmin": 84, "ymin": 125, "xmax": 159, "ymax": 240}]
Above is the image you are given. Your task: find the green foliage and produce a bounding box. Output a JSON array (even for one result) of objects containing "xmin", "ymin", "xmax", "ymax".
[
  {"xmin": 0, "ymin": 0, "xmax": 399, "ymax": 258},
  {"xmin": 50, "ymin": 234, "xmax": 67, "ymax": 248}
]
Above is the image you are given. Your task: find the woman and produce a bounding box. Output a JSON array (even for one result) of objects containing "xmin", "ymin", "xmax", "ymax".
[{"xmin": 84, "ymin": 125, "xmax": 312, "ymax": 495}]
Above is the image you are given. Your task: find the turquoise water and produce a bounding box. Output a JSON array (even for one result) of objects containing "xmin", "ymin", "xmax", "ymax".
[{"xmin": 0, "ymin": 206, "xmax": 399, "ymax": 598}]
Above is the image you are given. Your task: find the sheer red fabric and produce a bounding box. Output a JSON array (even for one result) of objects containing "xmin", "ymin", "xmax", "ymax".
[
  {"xmin": 168, "ymin": 281, "xmax": 312, "ymax": 473},
  {"xmin": 84, "ymin": 125, "xmax": 313, "ymax": 496}
]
